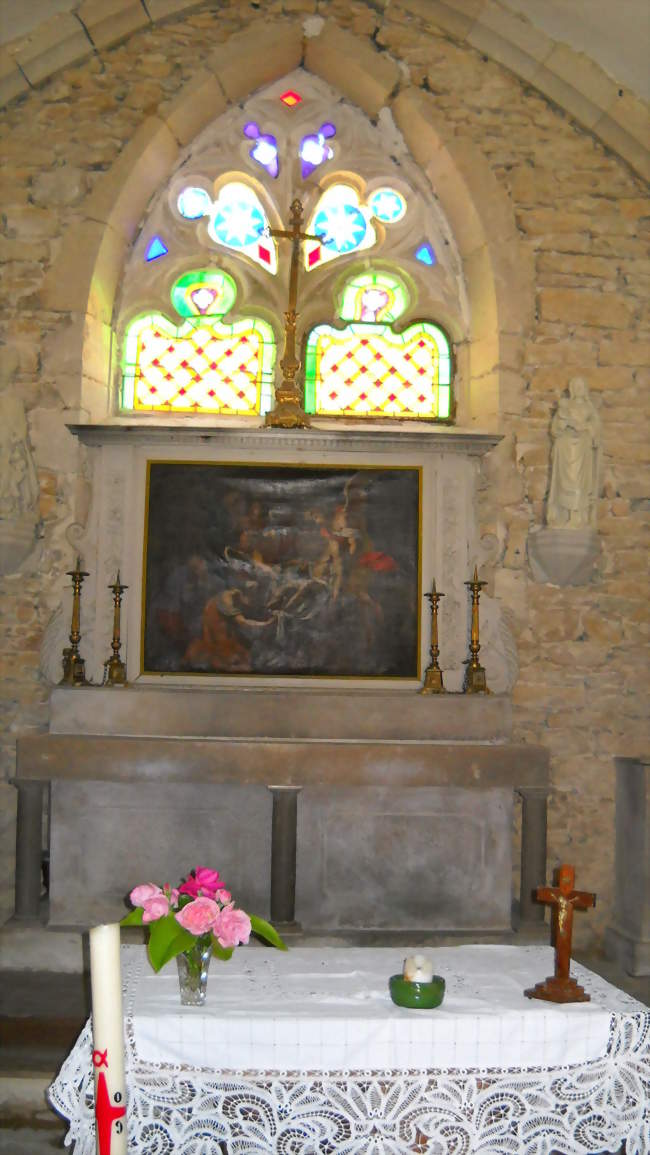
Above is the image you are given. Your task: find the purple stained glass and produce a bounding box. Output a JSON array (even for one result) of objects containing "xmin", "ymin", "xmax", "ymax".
[
  {"xmin": 243, "ymin": 121, "xmax": 279, "ymax": 178},
  {"xmin": 299, "ymin": 122, "xmax": 336, "ymax": 179}
]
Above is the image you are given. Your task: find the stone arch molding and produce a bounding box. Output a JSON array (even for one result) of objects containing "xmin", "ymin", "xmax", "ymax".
[{"xmin": 40, "ymin": 20, "xmax": 534, "ymax": 433}]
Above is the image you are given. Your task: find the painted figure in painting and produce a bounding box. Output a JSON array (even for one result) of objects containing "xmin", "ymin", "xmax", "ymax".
[
  {"xmin": 547, "ymin": 378, "xmax": 601, "ymax": 529},
  {"xmin": 144, "ymin": 465, "xmax": 419, "ymax": 677}
]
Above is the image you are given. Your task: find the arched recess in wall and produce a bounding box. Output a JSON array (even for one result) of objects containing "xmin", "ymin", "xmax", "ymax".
[{"xmin": 39, "ymin": 23, "xmax": 534, "ymax": 433}]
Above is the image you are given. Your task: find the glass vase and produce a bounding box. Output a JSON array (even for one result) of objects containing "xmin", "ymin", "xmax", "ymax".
[{"xmin": 176, "ymin": 938, "xmax": 212, "ymax": 1006}]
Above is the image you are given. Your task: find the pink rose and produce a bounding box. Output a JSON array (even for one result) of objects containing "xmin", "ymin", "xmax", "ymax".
[
  {"xmin": 175, "ymin": 897, "xmax": 219, "ymax": 936},
  {"xmin": 179, "ymin": 866, "xmax": 223, "ymax": 899},
  {"xmin": 142, "ymin": 894, "xmax": 170, "ymax": 923},
  {"xmin": 178, "ymin": 878, "xmax": 201, "ymax": 898},
  {"xmin": 195, "ymin": 866, "xmax": 223, "ymax": 894},
  {"xmin": 130, "ymin": 883, "xmax": 163, "ymax": 907},
  {"xmin": 213, "ymin": 905, "xmax": 251, "ymax": 949},
  {"xmin": 215, "ymin": 889, "xmax": 232, "ymax": 905}
]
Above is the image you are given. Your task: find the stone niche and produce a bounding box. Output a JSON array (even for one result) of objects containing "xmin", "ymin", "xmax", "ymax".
[{"xmin": 15, "ymin": 425, "xmax": 549, "ymax": 937}]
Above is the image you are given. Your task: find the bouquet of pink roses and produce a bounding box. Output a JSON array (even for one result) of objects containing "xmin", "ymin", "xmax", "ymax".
[{"xmin": 121, "ymin": 865, "xmax": 286, "ymax": 972}]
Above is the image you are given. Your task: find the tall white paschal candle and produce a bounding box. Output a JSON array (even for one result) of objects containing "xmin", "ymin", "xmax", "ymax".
[{"xmin": 89, "ymin": 923, "xmax": 127, "ymax": 1155}]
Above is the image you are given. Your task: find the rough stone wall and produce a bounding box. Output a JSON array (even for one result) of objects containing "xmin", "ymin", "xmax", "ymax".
[{"xmin": 0, "ymin": 0, "xmax": 648, "ymax": 946}]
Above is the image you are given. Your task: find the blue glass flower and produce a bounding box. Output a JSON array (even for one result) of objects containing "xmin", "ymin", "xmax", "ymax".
[{"xmin": 314, "ymin": 203, "xmax": 367, "ymax": 253}]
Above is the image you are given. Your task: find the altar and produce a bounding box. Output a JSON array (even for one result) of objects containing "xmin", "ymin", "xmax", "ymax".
[
  {"xmin": 50, "ymin": 944, "xmax": 650, "ymax": 1154},
  {"xmin": 13, "ymin": 424, "xmax": 551, "ymax": 940}
]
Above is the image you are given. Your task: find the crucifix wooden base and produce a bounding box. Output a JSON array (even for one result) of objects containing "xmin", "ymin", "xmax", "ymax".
[
  {"xmin": 525, "ymin": 973, "xmax": 590, "ymax": 1003},
  {"xmin": 524, "ymin": 863, "xmax": 596, "ymax": 1004}
]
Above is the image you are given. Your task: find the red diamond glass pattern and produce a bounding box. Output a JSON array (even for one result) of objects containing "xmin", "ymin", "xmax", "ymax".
[
  {"xmin": 305, "ymin": 323, "xmax": 448, "ymax": 418},
  {"xmin": 280, "ymin": 89, "xmax": 302, "ymax": 106},
  {"xmin": 126, "ymin": 316, "xmax": 273, "ymax": 415}
]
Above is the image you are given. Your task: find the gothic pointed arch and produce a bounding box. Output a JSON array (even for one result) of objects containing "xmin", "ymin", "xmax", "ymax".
[{"xmin": 39, "ymin": 25, "xmax": 534, "ymax": 433}]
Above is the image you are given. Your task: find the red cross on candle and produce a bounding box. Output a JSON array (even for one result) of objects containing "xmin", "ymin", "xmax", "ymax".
[{"xmin": 95, "ymin": 1070, "xmax": 126, "ymax": 1155}]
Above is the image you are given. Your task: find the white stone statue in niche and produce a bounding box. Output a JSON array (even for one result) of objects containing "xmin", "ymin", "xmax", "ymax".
[
  {"xmin": 547, "ymin": 378, "xmax": 601, "ymax": 530},
  {"xmin": 0, "ymin": 382, "xmax": 40, "ymax": 575}
]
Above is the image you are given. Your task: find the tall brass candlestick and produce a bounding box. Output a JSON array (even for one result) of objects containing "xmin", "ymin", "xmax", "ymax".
[
  {"xmin": 463, "ymin": 565, "xmax": 489, "ymax": 693},
  {"xmin": 265, "ymin": 199, "xmax": 319, "ymax": 429},
  {"xmin": 421, "ymin": 579, "xmax": 445, "ymax": 694},
  {"xmin": 104, "ymin": 572, "xmax": 128, "ymax": 686},
  {"xmin": 60, "ymin": 557, "xmax": 89, "ymax": 686}
]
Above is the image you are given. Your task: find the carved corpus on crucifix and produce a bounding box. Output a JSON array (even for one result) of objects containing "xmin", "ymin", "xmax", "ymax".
[
  {"xmin": 525, "ymin": 863, "xmax": 596, "ymax": 1003},
  {"xmin": 265, "ymin": 198, "xmax": 319, "ymax": 429}
]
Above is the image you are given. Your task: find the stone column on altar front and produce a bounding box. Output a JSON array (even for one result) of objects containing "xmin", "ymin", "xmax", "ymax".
[
  {"xmin": 13, "ymin": 779, "xmax": 44, "ymax": 918},
  {"xmin": 517, "ymin": 787, "xmax": 549, "ymax": 929},
  {"xmin": 268, "ymin": 785, "xmax": 302, "ymax": 927}
]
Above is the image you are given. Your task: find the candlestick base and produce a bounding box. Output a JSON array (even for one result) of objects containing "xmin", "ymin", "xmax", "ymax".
[
  {"xmin": 60, "ymin": 647, "xmax": 74, "ymax": 685},
  {"xmin": 61, "ymin": 652, "xmax": 88, "ymax": 686},
  {"xmin": 420, "ymin": 666, "xmax": 445, "ymax": 694},
  {"xmin": 464, "ymin": 661, "xmax": 488, "ymax": 694},
  {"xmin": 524, "ymin": 975, "xmax": 590, "ymax": 1003},
  {"xmin": 105, "ymin": 656, "xmax": 128, "ymax": 686}
]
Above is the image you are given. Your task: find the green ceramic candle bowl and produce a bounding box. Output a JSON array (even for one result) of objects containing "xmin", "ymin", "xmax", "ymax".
[{"xmin": 389, "ymin": 974, "xmax": 446, "ymax": 1009}]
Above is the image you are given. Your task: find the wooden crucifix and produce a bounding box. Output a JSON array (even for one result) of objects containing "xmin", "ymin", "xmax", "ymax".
[
  {"xmin": 525, "ymin": 863, "xmax": 596, "ymax": 1003},
  {"xmin": 265, "ymin": 198, "xmax": 320, "ymax": 429}
]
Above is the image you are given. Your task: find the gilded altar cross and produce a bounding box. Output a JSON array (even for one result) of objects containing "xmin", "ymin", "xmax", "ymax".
[
  {"xmin": 265, "ymin": 198, "xmax": 320, "ymax": 429},
  {"xmin": 525, "ymin": 863, "xmax": 596, "ymax": 1003}
]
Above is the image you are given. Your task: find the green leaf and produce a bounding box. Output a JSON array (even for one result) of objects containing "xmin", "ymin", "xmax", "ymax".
[
  {"xmin": 120, "ymin": 907, "xmax": 143, "ymax": 927},
  {"xmin": 249, "ymin": 914, "xmax": 288, "ymax": 951},
  {"xmin": 210, "ymin": 937, "xmax": 234, "ymax": 961},
  {"xmin": 147, "ymin": 914, "xmax": 195, "ymax": 972}
]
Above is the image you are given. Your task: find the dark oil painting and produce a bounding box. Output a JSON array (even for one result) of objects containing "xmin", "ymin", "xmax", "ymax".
[{"xmin": 142, "ymin": 462, "xmax": 421, "ymax": 677}]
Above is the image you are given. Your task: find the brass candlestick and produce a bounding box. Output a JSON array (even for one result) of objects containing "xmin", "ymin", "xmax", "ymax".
[
  {"xmin": 463, "ymin": 565, "xmax": 489, "ymax": 693},
  {"xmin": 104, "ymin": 572, "xmax": 128, "ymax": 686},
  {"xmin": 421, "ymin": 579, "xmax": 445, "ymax": 693},
  {"xmin": 60, "ymin": 557, "xmax": 89, "ymax": 686},
  {"xmin": 265, "ymin": 198, "xmax": 318, "ymax": 429}
]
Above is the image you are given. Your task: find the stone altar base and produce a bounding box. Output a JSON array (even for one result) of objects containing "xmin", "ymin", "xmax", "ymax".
[{"xmin": 14, "ymin": 687, "xmax": 549, "ymax": 938}]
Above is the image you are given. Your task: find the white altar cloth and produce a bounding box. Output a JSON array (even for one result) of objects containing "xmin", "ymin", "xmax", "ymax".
[{"xmin": 49, "ymin": 944, "xmax": 650, "ymax": 1155}]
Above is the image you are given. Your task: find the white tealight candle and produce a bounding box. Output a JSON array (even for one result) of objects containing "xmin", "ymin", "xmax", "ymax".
[
  {"xmin": 403, "ymin": 954, "xmax": 434, "ymax": 983},
  {"xmin": 89, "ymin": 923, "xmax": 127, "ymax": 1154}
]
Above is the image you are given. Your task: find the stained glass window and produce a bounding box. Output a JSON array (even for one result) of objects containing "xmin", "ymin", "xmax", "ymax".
[
  {"xmin": 304, "ymin": 184, "xmax": 376, "ymax": 270},
  {"xmin": 121, "ymin": 271, "xmax": 276, "ymax": 416},
  {"xmin": 145, "ymin": 236, "xmax": 168, "ymax": 262},
  {"xmin": 177, "ymin": 187, "xmax": 212, "ymax": 220},
  {"xmin": 207, "ymin": 182, "xmax": 277, "ymax": 273},
  {"xmin": 368, "ymin": 188, "xmax": 406, "ymax": 223},
  {"xmin": 304, "ymin": 272, "xmax": 452, "ymax": 421},
  {"xmin": 415, "ymin": 242, "xmax": 436, "ymax": 266},
  {"xmin": 243, "ymin": 122, "xmax": 279, "ymax": 178},
  {"xmin": 280, "ymin": 89, "xmax": 302, "ymax": 107},
  {"xmin": 304, "ymin": 183, "xmax": 406, "ymax": 270},
  {"xmin": 299, "ymin": 123, "xmax": 335, "ymax": 178}
]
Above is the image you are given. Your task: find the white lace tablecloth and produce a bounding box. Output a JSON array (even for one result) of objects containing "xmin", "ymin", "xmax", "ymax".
[{"xmin": 50, "ymin": 944, "xmax": 650, "ymax": 1154}]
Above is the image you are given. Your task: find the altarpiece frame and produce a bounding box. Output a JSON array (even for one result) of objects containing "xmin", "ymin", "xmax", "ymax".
[{"xmin": 142, "ymin": 461, "xmax": 421, "ymax": 679}]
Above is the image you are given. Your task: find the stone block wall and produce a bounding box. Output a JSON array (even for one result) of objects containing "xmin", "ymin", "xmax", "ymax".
[{"xmin": 0, "ymin": 0, "xmax": 648, "ymax": 948}]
